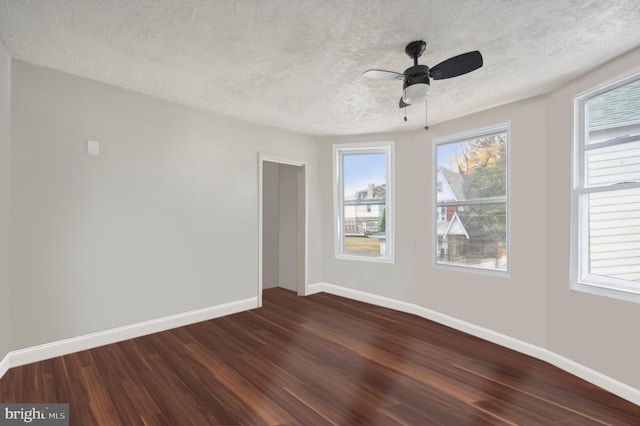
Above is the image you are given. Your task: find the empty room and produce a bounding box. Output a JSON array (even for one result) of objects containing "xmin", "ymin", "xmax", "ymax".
[{"xmin": 1, "ymin": 1, "xmax": 639, "ymax": 424}]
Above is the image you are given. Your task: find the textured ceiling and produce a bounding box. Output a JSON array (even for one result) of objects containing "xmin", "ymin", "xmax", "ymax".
[{"xmin": 1, "ymin": 1, "xmax": 639, "ymax": 136}]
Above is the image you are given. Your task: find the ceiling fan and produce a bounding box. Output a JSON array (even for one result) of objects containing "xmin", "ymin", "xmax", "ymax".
[{"xmin": 363, "ymin": 41, "xmax": 483, "ymax": 114}]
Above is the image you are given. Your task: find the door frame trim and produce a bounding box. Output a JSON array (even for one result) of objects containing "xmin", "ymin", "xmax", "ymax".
[{"xmin": 258, "ymin": 153, "xmax": 308, "ymax": 306}]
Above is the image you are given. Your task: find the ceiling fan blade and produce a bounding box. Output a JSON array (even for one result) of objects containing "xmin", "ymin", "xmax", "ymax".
[
  {"xmin": 429, "ymin": 51, "xmax": 483, "ymax": 80},
  {"xmin": 363, "ymin": 69, "xmax": 405, "ymax": 80},
  {"xmin": 399, "ymin": 97, "xmax": 410, "ymax": 108}
]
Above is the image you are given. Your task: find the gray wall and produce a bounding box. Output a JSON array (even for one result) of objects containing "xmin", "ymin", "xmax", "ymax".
[
  {"xmin": 262, "ymin": 162, "xmax": 300, "ymax": 292},
  {"xmin": 0, "ymin": 46, "xmax": 10, "ymax": 362},
  {"xmin": 262, "ymin": 161, "xmax": 280, "ymax": 289},
  {"xmin": 319, "ymin": 47, "xmax": 640, "ymax": 390},
  {"xmin": 278, "ymin": 163, "xmax": 299, "ymax": 292},
  {"xmin": 10, "ymin": 60, "xmax": 320, "ymax": 350}
]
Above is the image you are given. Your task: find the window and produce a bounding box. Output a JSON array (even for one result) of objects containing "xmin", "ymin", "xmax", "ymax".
[
  {"xmin": 433, "ymin": 123, "xmax": 509, "ymax": 274},
  {"xmin": 334, "ymin": 142, "xmax": 394, "ymax": 262},
  {"xmin": 571, "ymin": 71, "xmax": 640, "ymax": 302}
]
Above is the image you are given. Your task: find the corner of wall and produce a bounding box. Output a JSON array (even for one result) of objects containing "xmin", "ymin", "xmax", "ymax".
[{"xmin": 0, "ymin": 45, "xmax": 11, "ymax": 377}]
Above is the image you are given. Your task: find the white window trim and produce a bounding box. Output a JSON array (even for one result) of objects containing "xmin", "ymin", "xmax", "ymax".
[
  {"xmin": 432, "ymin": 122, "xmax": 511, "ymax": 277},
  {"xmin": 570, "ymin": 70, "xmax": 640, "ymax": 303},
  {"xmin": 333, "ymin": 141, "xmax": 395, "ymax": 263}
]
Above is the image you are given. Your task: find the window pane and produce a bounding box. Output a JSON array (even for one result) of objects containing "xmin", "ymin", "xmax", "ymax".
[
  {"xmin": 587, "ymin": 187, "xmax": 640, "ymax": 283},
  {"xmin": 587, "ymin": 78, "xmax": 640, "ymax": 143},
  {"xmin": 436, "ymin": 132, "xmax": 507, "ymax": 200},
  {"xmin": 343, "ymin": 153, "xmax": 386, "ymax": 256},
  {"xmin": 586, "ymin": 139, "xmax": 640, "ymax": 187},
  {"xmin": 436, "ymin": 203, "xmax": 507, "ymax": 271}
]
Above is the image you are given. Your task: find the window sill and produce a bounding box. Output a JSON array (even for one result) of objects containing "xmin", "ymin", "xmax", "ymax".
[
  {"xmin": 433, "ymin": 262, "xmax": 511, "ymax": 278},
  {"xmin": 336, "ymin": 253, "xmax": 395, "ymax": 264},
  {"xmin": 570, "ymin": 280, "xmax": 640, "ymax": 304}
]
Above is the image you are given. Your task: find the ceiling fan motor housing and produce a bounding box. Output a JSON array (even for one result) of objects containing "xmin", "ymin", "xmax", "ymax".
[
  {"xmin": 403, "ymin": 64, "xmax": 430, "ymax": 88},
  {"xmin": 402, "ymin": 64, "xmax": 430, "ymax": 104}
]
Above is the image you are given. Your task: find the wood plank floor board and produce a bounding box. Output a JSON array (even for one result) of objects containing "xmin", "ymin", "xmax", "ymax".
[
  {"xmin": 71, "ymin": 402, "xmax": 99, "ymax": 425},
  {"xmin": 79, "ymin": 365, "xmax": 124, "ymax": 425},
  {"xmin": 382, "ymin": 403, "xmax": 446, "ymax": 426},
  {"xmin": 555, "ymin": 418, "xmax": 611, "ymax": 426},
  {"xmin": 455, "ymin": 360, "xmax": 640, "ymax": 425},
  {"xmin": 195, "ymin": 375, "xmax": 259, "ymax": 426},
  {"xmin": 183, "ymin": 376, "xmax": 246, "ymax": 426},
  {"xmin": 1, "ymin": 288, "xmax": 638, "ymax": 425},
  {"xmin": 234, "ymin": 313, "xmax": 385, "ymax": 404},
  {"xmin": 139, "ymin": 354, "xmax": 220, "ymax": 426},
  {"xmin": 103, "ymin": 376, "xmax": 146, "ymax": 426},
  {"xmin": 119, "ymin": 378, "xmax": 165, "ymax": 423},
  {"xmin": 281, "ymin": 383, "xmax": 361, "ymax": 425},
  {"xmin": 379, "ymin": 383, "xmax": 511, "ymax": 426},
  {"xmin": 474, "ymin": 397, "xmax": 564, "ymax": 425}
]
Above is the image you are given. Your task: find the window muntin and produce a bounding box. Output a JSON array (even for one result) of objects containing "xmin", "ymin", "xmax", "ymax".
[
  {"xmin": 334, "ymin": 142, "xmax": 394, "ymax": 263},
  {"xmin": 572, "ymin": 71, "xmax": 640, "ymax": 302},
  {"xmin": 434, "ymin": 124, "xmax": 509, "ymax": 274}
]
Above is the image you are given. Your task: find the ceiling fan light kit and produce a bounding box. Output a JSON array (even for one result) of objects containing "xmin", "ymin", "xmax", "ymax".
[
  {"xmin": 403, "ymin": 82, "xmax": 429, "ymax": 104},
  {"xmin": 363, "ymin": 40, "xmax": 483, "ymax": 129}
]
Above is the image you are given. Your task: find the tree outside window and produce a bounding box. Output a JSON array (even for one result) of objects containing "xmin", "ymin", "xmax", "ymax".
[{"xmin": 434, "ymin": 125, "xmax": 509, "ymax": 273}]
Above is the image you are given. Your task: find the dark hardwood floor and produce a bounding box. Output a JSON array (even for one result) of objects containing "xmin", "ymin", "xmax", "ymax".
[{"xmin": 1, "ymin": 288, "xmax": 638, "ymax": 425}]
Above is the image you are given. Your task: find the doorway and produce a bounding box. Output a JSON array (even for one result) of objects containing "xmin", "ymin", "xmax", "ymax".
[{"xmin": 258, "ymin": 153, "xmax": 307, "ymax": 306}]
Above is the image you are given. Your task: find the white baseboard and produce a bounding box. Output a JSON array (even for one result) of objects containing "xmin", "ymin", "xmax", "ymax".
[
  {"xmin": 7, "ymin": 297, "xmax": 258, "ymax": 370},
  {"xmin": 309, "ymin": 282, "xmax": 640, "ymax": 406},
  {"xmin": 0, "ymin": 352, "xmax": 9, "ymax": 380},
  {"xmin": 306, "ymin": 282, "xmax": 325, "ymax": 295}
]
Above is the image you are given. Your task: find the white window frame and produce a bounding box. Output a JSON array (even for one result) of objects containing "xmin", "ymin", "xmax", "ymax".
[
  {"xmin": 432, "ymin": 122, "xmax": 511, "ymax": 276},
  {"xmin": 570, "ymin": 70, "xmax": 640, "ymax": 303},
  {"xmin": 333, "ymin": 141, "xmax": 395, "ymax": 263}
]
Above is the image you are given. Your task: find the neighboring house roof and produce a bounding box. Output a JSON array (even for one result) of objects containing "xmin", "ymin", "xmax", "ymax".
[
  {"xmin": 345, "ymin": 192, "xmax": 364, "ymax": 201},
  {"xmin": 439, "ymin": 166, "xmax": 478, "ymax": 201},
  {"xmin": 440, "ymin": 167, "xmax": 467, "ymax": 201},
  {"xmin": 443, "ymin": 212, "xmax": 469, "ymax": 239},
  {"xmin": 588, "ymin": 78, "xmax": 640, "ymax": 131},
  {"xmin": 345, "ymin": 183, "xmax": 385, "ymax": 202}
]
